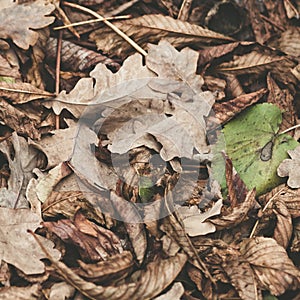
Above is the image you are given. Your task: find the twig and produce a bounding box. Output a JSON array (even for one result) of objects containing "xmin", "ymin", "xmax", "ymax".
[
  {"xmin": 55, "ymin": 30, "xmax": 62, "ymax": 130},
  {"xmin": 53, "ymin": 15, "xmax": 131, "ymax": 30},
  {"xmin": 105, "ymin": 0, "xmax": 140, "ymax": 17},
  {"xmin": 259, "ymin": 14, "xmax": 285, "ymax": 31},
  {"xmin": 178, "ymin": 0, "xmax": 193, "ymax": 21},
  {"xmin": 278, "ymin": 123, "xmax": 300, "ymax": 135},
  {"xmin": 0, "ymin": 87, "xmax": 54, "ymax": 97},
  {"xmin": 62, "ymin": 1, "xmax": 148, "ymax": 57}
]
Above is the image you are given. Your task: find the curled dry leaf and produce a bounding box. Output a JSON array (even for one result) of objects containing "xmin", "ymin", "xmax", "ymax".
[
  {"xmin": 77, "ymin": 251, "xmax": 134, "ymax": 283},
  {"xmin": 272, "ymin": 199, "xmax": 292, "ymax": 248},
  {"xmin": 43, "ymin": 210, "xmax": 122, "ymax": 263},
  {"xmin": 278, "ymin": 145, "xmax": 300, "ymax": 188},
  {"xmin": 0, "ymin": 0, "xmax": 55, "ymax": 49},
  {"xmin": 90, "ymin": 14, "xmax": 233, "ymax": 58},
  {"xmin": 0, "ymin": 208, "xmax": 60, "ymax": 275},
  {"xmin": 240, "ymin": 237, "xmax": 300, "ymax": 296},
  {"xmin": 213, "ymin": 88, "xmax": 268, "ymax": 126},
  {"xmin": 110, "ymin": 192, "xmax": 147, "ymax": 264}
]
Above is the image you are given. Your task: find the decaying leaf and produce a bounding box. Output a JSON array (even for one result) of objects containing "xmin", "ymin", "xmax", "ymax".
[
  {"xmin": 0, "ymin": 208, "xmax": 60, "ymax": 275},
  {"xmin": 90, "ymin": 14, "xmax": 233, "ymax": 58},
  {"xmin": 240, "ymin": 237, "xmax": 300, "ymax": 296},
  {"xmin": 278, "ymin": 145, "xmax": 300, "ymax": 188},
  {"xmin": 43, "ymin": 210, "xmax": 122, "ymax": 262},
  {"xmin": 152, "ymin": 282, "xmax": 185, "ymax": 300},
  {"xmin": 0, "ymin": 284, "xmax": 42, "ymax": 300},
  {"xmin": 0, "ymin": 0, "xmax": 55, "ymax": 49}
]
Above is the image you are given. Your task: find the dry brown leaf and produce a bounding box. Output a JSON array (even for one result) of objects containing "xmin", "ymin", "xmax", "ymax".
[
  {"xmin": 0, "ymin": 0, "xmax": 55, "ymax": 49},
  {"xmin": 77, "ymin": 251, "xmax": 134, "ymax": 283},
  {"xmin": 267, "ymin": 73, "xmax": 296, "ymax": 134},
  {"xmin": 291, "ymin": 218, "xmax": 300, "ymax": 252},
  {"xmin": 0, "ymin": 54, "xmax": 21, "ymax": 79},
  {"xmin": 270, "ymin": 27, "xmax": 300, "ymax": 57},
  {"xmin": 0, "ymin": 208, "xmax": 60, "ymax": 275},
  {"xmin": 46, "ymin": 37, "xmax": 120, "ymax": 72},
  {"xmin": 90, "ymin": 14, "xmax": 233, "ymax": 58},
  {"xmin": 213, "ymin": 88, "xmax": 268, "ymax": 125},
  {"xmin": 216, "ymin": 50, "xmax": 295, "ymax": 76},
  {"xmin": 272, "ymin": 199, "xmax": 292, "ymax": 248},
  {"xmin": 0, "ymin": 132, "xmax": 42, "ymax": 208},
  {"xmin": 0, "ymin": 98, "xmax": 41, "ymax": 139},
  {"xmin": 240, "ymin": 237, "xmax": 300, "ymax": 296},
  {"xmin": 36, "ymin": 236, "xmax": 187, "ymax": 300},
  {"xmin": 41, "ymin": 190, "xmax": 107, "ymax": 225},
  {"xmin": 278, "ymin": 145, "xmax": 300, "ymax": 188},
  {"xmin": 110, "ymin": 192, "xmax": 147, "ymax": 264},
  {"xmin": 222, "ymin": 252, "xmax": 261, "ymax": 300},
  {"xmin": 283, "ymin": 0, "xmax": 300, "ymax": 19},
  {"xmin": 43, "ymin": 210, "xmax": 122, "ymax": 263}
]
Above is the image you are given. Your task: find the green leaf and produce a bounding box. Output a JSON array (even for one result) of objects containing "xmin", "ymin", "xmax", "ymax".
[{"xmin": 212, "ymin": 103, "xmax": 299, "ymax": 196}]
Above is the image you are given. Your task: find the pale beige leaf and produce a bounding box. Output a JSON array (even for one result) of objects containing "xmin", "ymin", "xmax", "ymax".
[
  {"xmin": 152, "ymin": 282, "xmax": 185, "ymax": 300},
  {"xmin": 178, "ymin": 199, "xmax": 222, "ymax": 236},
  {"xmin": 49, "ymin": 282, "xmax": 75, "ymax": 300},
  {"xmin": 0, "ymin": 0, "xmax": 55, "ymax": 49},
  {"xmin": 240, "ymin": 237, "xmax": 300, "ymax": 296},
  {"xmin": 0, "ymin": 208, "xmax": 60, "ymax": 275},
  {"xmin": 90, "ymin": 14, "xmax": 233, "ymax": 57},
  {"xmin": 0, "ymin": 284, "xmax": 42, "ymax": 300},
  {"xmin": 29, "ymin": 120, "xmax": 79, "ymax": 168},
  {"xmin": 0, "ymin": 132, "xmax": 41, "ymax": 208},
  {"xmin": 44, "ymin": 54, "xmax": 155, "ymax": 118},
  {"xmin": 35, "ymin": 162, "xmax": 72, "ymax": 203},
  {"xmin": 278, "ymin": 145, "xmax": 300, "ymax": 188}
]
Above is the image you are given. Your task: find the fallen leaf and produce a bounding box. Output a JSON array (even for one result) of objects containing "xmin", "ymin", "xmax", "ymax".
[
  {"xmin": 43, "ymin": 210, "xmax": 122, "ymax": 262},
  {"xmin": 0, "ymin": 284, "xmax": 42, "ymax": 300},
  {"xmin": 213, "ymin": 103, "xmax": 299, "ymax": 195},
  {"xmin": 0, "ymin": 0, "xmax": 55, "ymax": 49},
  {"xmin": 178, "ymin": 199, "xmax": 223, "ymax": 237},
  {"xmin": 152, "ymin": 282, "xmax": 185, "ymax": 300},
  {"xmin": 77, "ymin": 251, "xmax": 134, "ymax": 283},
  {"xmin": 48, "ymin": 282, "xmax": 75, "ymax": 300},
  {"xmin": 90, "ymin": 14, "xmax": 233, "ymax": 58},
  {"xmin": 0, "ymin": 132, "xmax": 42, "ymax": 208},
  {"xmin": 240, "ymin": 237, "xmax": 300, "ymax": 296},
  {"xmin": 0, "ymin": 208, "xmax": 60, "ymax": 275},
  {"xmin": 277, "ymin": 145, "xmax": 300, "ymax": 188}
]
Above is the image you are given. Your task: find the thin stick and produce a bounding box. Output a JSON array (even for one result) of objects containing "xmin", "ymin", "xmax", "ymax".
[
  {"xmin": 54, "ymin": 15, "xmax": 131, "ymax": 30},
  {"xmin": 62, "ymin": 1, "xmax": 148, "ymax": 57},
  {"xmin": 0, "ymin": 87, "xmax": 54, "ymax": 97},
  {"xmin": 278, "ymin": 123, "xmax": 300, "ymax": 135},
  {"xmin": 249, "ymin": 187, "xmax": 286, "ymax": 238},
  {"xmin": 55, "ymin": 30, "xmax": 62, "ymax": 130},
  {"xmin": 178, "ymin": 0, "xmax": 193, "ymax": 21}
]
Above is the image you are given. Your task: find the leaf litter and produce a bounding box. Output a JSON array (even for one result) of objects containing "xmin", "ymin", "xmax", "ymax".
[{"xmin": 0, "ymin": 0, "xmax": 299, "ymax": 299}]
